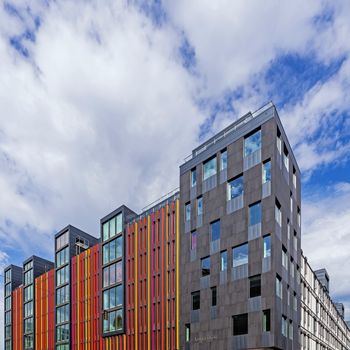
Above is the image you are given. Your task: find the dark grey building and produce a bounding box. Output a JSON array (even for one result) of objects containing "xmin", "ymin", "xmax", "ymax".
[
  {"xmin": 54, "ymin": 225, "xmax": 98, "ymax": 350},
  {"xmin": 22, "ymin": 255, "xmax": 54, "ymax": 350},
  {"xmin": 179, "ymin": 103, "xmax": 302, "ymax": 349},
  {"xmin": 4, "ymin": 264, "xmax": 23, "ymax": 350}
]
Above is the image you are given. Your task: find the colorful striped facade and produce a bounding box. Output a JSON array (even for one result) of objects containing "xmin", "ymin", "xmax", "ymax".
[
  {"xmin": 71, "ymin": 244, "xmax": 101, "ymax": 350},
  {"xmin": 12, "ymin": 287, "xmax": 23, "ymax": 350},
  {"xmin": 34, "ymin": 269, "xmax": 55, "ymax": 350}
]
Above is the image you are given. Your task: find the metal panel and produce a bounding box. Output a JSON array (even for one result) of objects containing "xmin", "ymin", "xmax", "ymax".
[
  {"xmin": 248, "ymin": 296, "xmax": 262, "ymax": 312},
  {"xmin": 219, "ymin": 169, "xmax": 227, "ymax": 184},
  {"xmin": 232, "ymin": 264, "xmax": 248, "ymax": 281},
  {"xmin": 210, "ymin": 239, "xmax": 220, "ymax": 255},
  {"xmin": 261, "ymin": 332, "xmax": 273, "ymax": 347},
  {"xmin": 262, "ymin": 257, "xmax": 271, "ymax": 273},
  {"xmin": 275, "ymin": 222, "xmax": 282, "ymax": 241},
  {"xmin": 220, "ymin": 271, "xmax": 227, "ymax": 285},
  {"xmin": 248, "ymin": 223, "xmax": 261, "ymax": 241},
  {"xmin": 190, "ymin": 249, "xmax": 197, "ymax": 262},
  {"xmin": 184, "ymin": 221, "xmax": 191, "ymax": 233},
  {"xmin": 190, "ymin": 310, "xmax": 199, "ymax": 323},
  {"xmin": 190, "ymin": 186, "xmax": 197, "ymax": 200},
  {"xmin": 226, "ymin": 195, "xmax": 244, "ymax": 214},
  {"xmin": 243, "ymin": 149, "xmax": 261, "ymax": 171},
  {"xmin": 283, "ymin": 166, "xmax": 289, "ymax": 184},
  {"xmin": 262, "ymin": 181, "xmax": 271, "ymax": 199},
  {"xmin": 196, "ymin": 214, "xmax": 202, "ymax": 228},
  {"xmin": 202, "ymin": 174, "xmax": 217, "ymax": 194},
  {"xmin": 210, "ymin": 306, "xmax": 217, "ymax": 320},
  {"xmin": 231, "ymin": 335, "xmax": 247, "ymax": 349},
  {"xmin": 200, "ymin": 276, "xmax": 210, "ymax": 289}
]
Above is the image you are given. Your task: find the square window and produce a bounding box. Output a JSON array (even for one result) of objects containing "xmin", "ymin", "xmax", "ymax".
[
  {"xmin": 227, "ymin": 176, "xmax": 243, "ymax": 200},
  {"xmin": 232, "ymin": 313, "xmax": 248, "ymax": 335},
  {"xmin": 233, "ymin": 243, "xmax": 248, "ymax": 267},
  {"xmin": 244, "ymin": 130, "xmax": 261, "ymax": 156},
  {"xmin": 203, "ymin": 157, "xmax": 217, "ymax": 180}
]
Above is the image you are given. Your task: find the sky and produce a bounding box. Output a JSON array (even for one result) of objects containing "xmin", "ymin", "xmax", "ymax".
[{"xmin": 1, "ymin": 0, "xmax": 350, "ymax": 345}]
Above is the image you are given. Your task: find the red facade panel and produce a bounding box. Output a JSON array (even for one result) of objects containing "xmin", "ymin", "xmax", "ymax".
[{"xmin": 12, "ymin": 286, "xmax": 23, "ymax": 350}]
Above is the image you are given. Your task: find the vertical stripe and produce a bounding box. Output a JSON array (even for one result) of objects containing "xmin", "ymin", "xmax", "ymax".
[
  {"xmin": 176, "ymin": 199, "xmax": 180, "ymax": 349},
  {"xmin": 135, "ymin": 222, "xmax": 138, "ymax": 350},
  {"xmin": 147, "ymin": 214, "xmax": 151, "ymax": 350}
]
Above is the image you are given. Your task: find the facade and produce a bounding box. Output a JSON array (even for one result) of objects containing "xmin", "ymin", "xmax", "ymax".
[
  {"xmin": 2, "ymin": 102, "xmax": 350, "ymax": 350},
  {"xmin": 300, "ymin": 255, "xmax": 350, "ymax": 350}
]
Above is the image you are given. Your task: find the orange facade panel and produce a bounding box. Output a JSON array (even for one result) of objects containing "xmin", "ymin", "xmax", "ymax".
[
  {"xmin": 35, "ymin": 269, "xmax": 55, "ymax": 350},
  {"xmin": 13, "ymin": 287, "xmax": 23, "ymax": 350}
]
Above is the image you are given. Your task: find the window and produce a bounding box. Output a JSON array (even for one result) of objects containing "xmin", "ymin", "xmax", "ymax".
[
  {"xmin": 56, "ymin": 285, "xmax": 70, "ymax": 305},
  {"xmin": 211, "ymin": 220, "xmax": 220, "ymax": 242},
  {"xmin": 24, "ymin": 285, "xmax": 33, "ymax": 302},
  {"xmin": 227, "ymin": 175, "xmax": 243, "ymax": 200},
  {"xmin": 5, "ymin": 269, "xmax": 11, "ymax": 283},
  {"xmin": 203, "ymin": 157, "xmax": 217, "ymax": 180},
  {"xmin": 244, "ymin": 130, "xmax": 261, "ymax": 156},
  {"xmin": 5, "ymin": 311, "xmax": 11, "ymax": 325},
  {"xmin": 191, "ymin": 168, "xmax": 197, "ymax": 187},
  {"xmin": 5, "ymin": 296, "xmax": 11, "ymax": 311},
  {"xmin": 263, "ymin": 310, "xmax": 271, "ymax": 332},
  {"xmin": 56, "ymin": 304, "xmax": 69, "ymax": 324},
  {"xmin": 56, "ymin": 246, "xmax": 69, "ymax": 268},
  {"xmin": 275, "ymin": 200, "xmax": 282, "ymax": 226},
  {"xmin": 103, "ymin": 285, "xmax": 123, "ymax": 310},
  {"xmin": 103, "ymin": 261, "xmax": 122, "ymax": 287},
  {"xmin": 282, "ymin": 246, "xmax": 288, "ymax": 270},
  {"xmin": 297, "ymin": 207, "xmax": 301, "ymax": 227},
  {"xmin": 201, "ymin": 257, "xmax": 210, "ymax": 277},
  {"xmin": 185, "ymin": 203, "xmax": 191, "ymax": 222},
  {"xmin": 289, "ymin": 321, "xmax": 293, "ymax": 340},
  {"xmin": 220, "ymin": 250, "xmax": 227, "ymax": 271},
  {"xmin": 232, "ymin": 313, "xmax": 248, "ymax": 335},
  {"xmin": 191, "ymin": 231, "xmax": 197, "ymax": 250},
  {"xmin": 197, "ymin": 197, "xmax": 203, "ymax": 216},
  {"xmin": 250, "ymin": 275, "xmax": 261, "ymax": 298},
  {"xmin": 249, "ymin": 202, "xmax": 261, "ymax": 226},
  {"xmin": 5, "ymin": 325, "xmax": 11, "ymax": 338},
  {"xmin": 24, "ymin": 335, "xmax": 33, "ymax": 349},
  {"xmin": 5, "ymin": 283, "xmax": 11, "ymax": 296},
  {"xmin": 263, "ymin": 235, "xmax": 271, "ymax": 258},
  {"xmin": 293, "ymin": 232, "xmax": 297, "ymax": 250},
  {"xmin": 56, "ymin": 324, "xmax": 69, "ymax": 342},
  {"xmin": 276, "ymin": 275, "xmax": 282, "ymax": 299},
  {"xmin": 24, "ymin": 317, "xmax": 33, "ymax": 334},
  {"xmin": 211, "ymin": 286, "xmax": 217, "ymax": 306},
  {"xmin": 191, "ymin": 291, "xmax": 200, "ymax": 310},
  {"xmin": 24, "ymin": 301, "xmax": 33, "ymax": 317},
  {"xmin": 185, "ymin": 324, "xmax": 191, "ymax": 342},
  {"xmin": 102, "ymin": 213, "xmax": 123, "ymax": 242},
  {"xmin": 282, "ymin": 316, "xmax": 288, "ymax": 337},
  {"xmin": 103, "ymin": 236, "xmax": 123, "ymax": 264},
  {"xmin": 24, "ymin": 269, "xmax": 33, "ymax": 285},
  {"xmin": 290, "ymin": 194, "xmax": 293, "ymax": 216},
  {"xmin": 24, "ymin": 261, "xmax": 33, "ymax": 271},
  {"xmin": 103, "ymin": 309, "xmax": 123, "ymax": 333},
  {"xmin": 56, "ymin": 231, "xmax": 69, "ymax": 250},
  {"xmin": 56, "ymin": 266, "xmax": 69, "ymax": 286},
  {"xmin": 294, "ymin": 292, "xmax": 297, "ymax": 311},
  {"xmin": 220, "ymin": 150, "xmax": 227, "ymax": 170},
  {"xmin": 232, "ymin": 243, "xmax": 248, "ymax": 267},
  {"xmin": 262, "ymin": 160, "xmax": 271, "ymax": 183},
  {"xmin": 277, "ymin": 128, "xmax": 282, "ymax": 153},
  {"xmin": 283, "ymin": 146, "xmax": 289, "ymax": 171}
]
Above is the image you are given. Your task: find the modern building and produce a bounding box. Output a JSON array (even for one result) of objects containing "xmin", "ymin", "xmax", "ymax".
[
  {"xmin": 2, "ymin": 102, "xmax": 350, "ymax": 350},
  {"xmin": 300, "ymin": 255, "xmax": 350, "ymax": 350}
]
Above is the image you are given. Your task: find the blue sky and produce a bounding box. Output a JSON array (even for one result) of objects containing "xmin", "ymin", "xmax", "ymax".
[{"xmin": 1, "ymin": 1, "xmax": 350, "ymax": 345}]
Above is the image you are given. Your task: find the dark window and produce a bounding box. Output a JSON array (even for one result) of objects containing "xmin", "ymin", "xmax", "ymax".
[
  {"xmin": 250, "ymin": 275, "xmax": 261, "ymax": 298},
  {"xmin": 201, "ymin": 257, "xmax": 210, "ymax": 277},
  {"xmin": 232, "ymin": 313, "xmax": 248, "ymax": 335},
  {"xmin": 191, "ymin": 291, "xmax": 200, "ymax": 310},
  {"xmin": 263, "ymin": 309, "xmax": 271, "ymax": 332},
  {"xmin": 211, "ymin": 286, "xmax": 217, "ymax": 306},
  {"xmin": 185, "ymin": 324, "xmax": 190, "ymax": 342},
  {"xmin": 211, "ymin": 220, "xmax": 220, "ymax": 241}
]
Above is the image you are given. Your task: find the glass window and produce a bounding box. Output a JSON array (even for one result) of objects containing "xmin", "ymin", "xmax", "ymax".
[
  {"xmin": 24, "ymin": 261, "xmax": 33, "ymax": 271},
  {"xmin": 116, "ymin": 261, "xmax": 122, "ymax": 283},
  {"xmin": 201, "ymin": 257, "xmax": 210, "ymax": 276},
  {"xmin": 276, "ymin": 275, "xmax": 282, "ymax": 299},
  {"xmin": 56, "ymin": 231, "xmax": 69, "ymax": 250},
  {"xmin": 56, "ymin": 285, "xmax": 69, "ymax": 305},
  {"xmin": 293, "ymin": 169, "xmax": 297, "ymax": 188},
  {"xmin": 249, "ymin": 202, "xmax": 261, "ymax": 226},
  {"xmin": 250, "ymin": 275, "xmax": 261, "ymax": 298},
  {"xmin": 103, "ymin": 213, "xmax": 123, "ymax": 241},
  {"xmin": 5, "ymin": 269, "xmax": 11, "ymax": 283},
  {"xmin": 297, "ymin": 208, "xmax": 301, "ymax": 227},
  {"xmin": 203, "ymin": 157, "xmax": 217, "ymax": 180},
  {"xmin": 185, "ymin": 203, "xmax": 191, "ymax": 222},
  {"xmin": 191, "ymin": 291, "xmax": 200, "ymax": 310},
  {"xmin": 275, "ymin": 200, "xmax": 282, "ymax": 226},
  {"xmin": 103, "ymin": 236, "xmax": 123, "ymax": 264},
  {"xmin": 24, "ymin": 317, "xmax": 33, "ymax": 334},
  {"xmin": 197, "ymin": 197, "xmax": 203, "ymax": 216},
  {"xmin": 244, "ymin": 130, "xmax": 261, "ymax": 156},
  {"xmin": 24, "ymin": 301, "xmax": 33, "ymax": 317},
  {"xmin": 56, "ymin": 304, "xmax": 69, "ymax": 324},
  {"xmin": 220, "ymin": 250, "xmax": 227, "ymax": 271},
  {"xmin": 211, "ymin": 286, "xmax": 217, "ymax": 306},
  {"xmin": 5, "ymin": 311, "xmax": 11, "ymax": 325},
  {"xmin": 282, "ymin": 247, "xmax": 288, "ymax": 270},
  {"xmin": 289, "ymin": 321, "xmax": 293, "ymax": 340},
  {"xmin": 5, "ymin": 325, "xmax": 11, "ymax": 338},
  {"xmin": 191, "ymin": 231, "xmax": 197, "ymax": 250},
  {"xmin": 220, "ymin": 150, "xmax": 227, "ymax": 170},
  {"xmin": 5, "ymin": 283, "xmax": 11, "ymax": 296},
  {"xmin": 24, "ymin": 269, "xmax": 33, "ymax": 285},
  {"xmin": 263, "ymin": 235, "xmax": 271, "ymax": 258},
  {"xmin": 24, "ymin": 334, "xmax": 33, "ymax": 349},
  {"xmin": 283, "ymin": 147, "xmax": 289, "ymax": 170},
  {"xmin": 227, "ymin": 176, "xmax": 243, "ymax": 200},
  {"xmin": 185, "ymin": 324, "xmax": 191, "ymax": 342},
  {"xmin": 56, "ymin": 266, "xmax": 69, "ymax": 287},
  {"xmin": 232, "ymin": 313, "xmax": 248, "ymax": 335},
  {"xmin": 191, "ymin": 169, "xmax": 197, "ymax": 187},
  {"xmin": 103, "ymin": 222, "xmax": 109, "ymax": 241},
  {"xmin": 24, "ymin": 285, "xmax": 33, "ymax": 302},
  {"xmin": 116, "ymin": 236, "xmax": 123, "ymax": 258},
  {"xmin": 110, "ymin": 239, "xmax": 116, "ymax": 261},
  {"xmin": 5, "ymin": 296, "xmax": 11, "ymax": 311},
  {"xmin": 282, "ymin": 316, "xmax": 288, "ymax": 337},
  {"xmin": 56, "ymin": 247, "xmax": 69, "ymax": 268},
  {"xmin": 211, "ymin": 220, "xmax": 220, "ymax": 242},
  {"xmin": 263, "ymin": 160, "xmax": 271, "ymax": 183},
  {"xmin": 233, "ymin": 243, "xmax": 248, "ymax": 267},
  {"xmin": 263, "ymin": 309, "xmax": 271, "ymax": 332},
  {"xmin": 116, "ymin": 213, "xmax": 123, "ymax": 234},
  {"xmin": 56, "ymin": 324, "xmax": 69, "ymax": 342}
]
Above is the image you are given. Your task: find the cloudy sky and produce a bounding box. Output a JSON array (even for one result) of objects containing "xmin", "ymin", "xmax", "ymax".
[{"xmin": 1, "ymin": 0, "xmax": 350, "ymax": 344}]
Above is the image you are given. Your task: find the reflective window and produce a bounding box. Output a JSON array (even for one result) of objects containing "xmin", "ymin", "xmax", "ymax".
[
  {"xmin": 24, "ymin": 334, "xmax": 33, "ymax": 349},
  {"xmin": 191, "ymin": 291, "xmax": 200, "ymax": 310},
  {"xmin": 24, "ymin": 301, "xmax": 33, "ymax": 317},
  {"xmin": 191, "ymin": 231, "xmax": 197, "ymax": 250},
  {"xmin": 220, "ymin": 250, "xmax": 227, "ymax": 271},
  {"xmin": 203, "ymin": 157, "xmax": 217, "ymax": 180},
  {"xmin": 263, "ymin": 235, "xmax": 271, "ymax": 258},
  {"xmin": 56, "ymin": 231, "xmax": 69, "ymax": 250},
  {"xmin": 5, "ymin": 269, "xmax": 11, "ymax": 283},
  {"xmin": 197, "ymin": 197, "xmax": 203, "ymax": 216},
  {"xmin": 56, "ymin": 285, "xmax": 70, "ymax": 305},
  {"xmin": 102, "ymin": 213, "xmax": 123, "ymax": 242},
  {"xmin": 249, "ymin": 202, "xmax": 261, "ymax": 226},
  {"xmin": 185, "ymin": 203, "xmax": 191, "ymax": 222},
  {"xmin": 24, "ymin": 261, "xmax": 33, "ymax": 271},
  {"xmin": 5, "ymin": 325, "xmax": 11, "ymax": 338},
  {"xmin": 5, "ymin": 296, "xmax": 11, "ymax": 311},
  {"xmin": 227, "ymin": 176, "xmax": 243, "ymax": 200},
  {"xmin": 283, "ymin": 147, "xmax": 289, "ymax": 171},
  {"xmin": 275, "ymin": 200, "xmax": 282, "ymax": 226},
  {"xmin": 263, "ymin": 160, "xmax": 271, "ymax": 183},
  {"xmin": 244, "ymin": 130, "xmax": 261, "ymax": 156},
  {"xmin": 56, "ymin": 247, "xmax": 69, "ymax": 268},
  {"xmin": 103, "ymin": 309, "xmax": 123, "ymax": 332},
  {"xmin": 5, "ymin": 311, "xmax": 11, "ymax": 325},
  {"xmin": 185, "ymin": 324, "xmax": 190, "ymax": 342},
  {"xmin": 5, "ymin": 283, "xmax": 11, "ymax": 296},
  {"xmin": 24, "ymin": 285, "xmax": 33, "ymax": 302},
  {"xmin": 56, "ymin": 324, "xmax": 69, "ymax": 342},
  {"xmin": 24, "ymin": 317, "xmax": 33, "ymax": 334},
  {"xmin": 103, "ymin": 261, "xmax": 122, "ymax": 288},
  {"xmin": 211, "ymin": 220, "xmax": 220, "ymax": 242},
  {"xmin": 233, "ymin": 243, "xmax": 248, "ymax": 267},
  {"xmin": 56, "ymin": 304, "xmax": 69, "ymax": 324},
  {"xmin": 103, "ymin": 285, "xmax": 123, "ymax": 310},
  {"xmin": 191, "ymin": 169, "xmax": 197, "ymax": 187},
  {"xmin": 24, "ymin": 269, "xmax": 33, "ymax": 286},
  {"xmin": 220, "ymin": 150, "xmax": 227, "ymax": 170},
  {"xmin": 103, "ymin": 236, "xmax": 123, "ymax": 264},
  {"xmin": 276, "ymin": 275, "xmax": 282, "ymax": 299},
  {"xmin": 56, "ymin": 266, "xmax": 69, "ymax": 287},
  {"xmin": 201, "ymin": 257, "xmax": 210, "ymax": 276}
]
